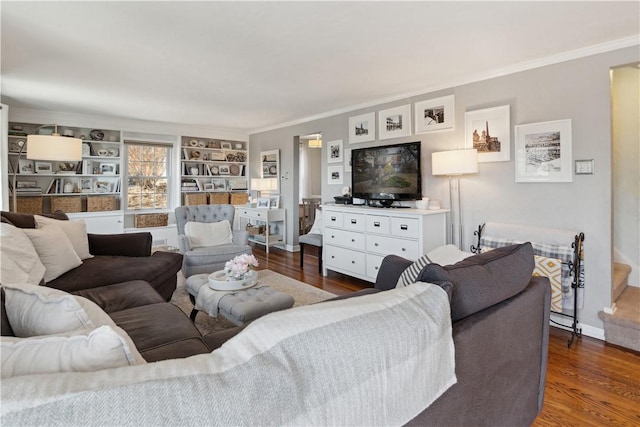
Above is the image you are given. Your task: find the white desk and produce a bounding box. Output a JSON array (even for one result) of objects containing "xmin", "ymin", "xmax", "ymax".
[{"xmin": 236, "ymin": 207, "xmax": 286, "ymax": 253}]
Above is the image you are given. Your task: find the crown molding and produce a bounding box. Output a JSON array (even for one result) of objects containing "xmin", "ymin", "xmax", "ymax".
[{"xmin": 249, "ymin": 35, "xmax": 640, "ymax": 135}]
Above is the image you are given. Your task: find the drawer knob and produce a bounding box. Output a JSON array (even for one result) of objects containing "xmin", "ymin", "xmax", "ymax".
[
  {"xmin": 331, "ymin": 216, "xmax": 336, "ymax": 221},
  {"xmin": 400, "ymin": 224, "xmax": 408, "ymax": 230},
  {"xmin": 331, "ymin": 235, "xmax": 335, "ymax": 238},
  {"xmin": 375, "ymin": 266, "xmax": 379, "ymax": 270},
  {"xmin": 331, "ymin": 255, "xmax": 335, "ymax": 259},
  {"xmin": 374, "ymin": 222, "xmax": 380, "ymax": 227},
  {"xmin": 351, "ymin": 219, "xmax": 357, "ymax": 224},
  {"xmin": 351, "ymin": 239, "xmax": 355, "ymax": 242},
  {"xmin": 351, "ymin": 260, "xmax": 355, "ymax": 264},
  {"xmin": 375, "ymin": 243, "xmax": 379, "ymax": 246},
  {"xmin": 402, "ymin": 248, "xmax": 406, "ymax": 251}
]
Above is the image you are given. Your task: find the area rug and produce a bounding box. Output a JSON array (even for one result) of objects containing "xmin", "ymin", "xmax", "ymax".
[{"xmin": 170, "ymin": 269, "xmax": 336, "ymax": 335}]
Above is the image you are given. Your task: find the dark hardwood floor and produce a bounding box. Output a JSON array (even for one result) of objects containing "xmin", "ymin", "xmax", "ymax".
[{"xmin": 253, "ymin": 244, "xmax": 640, "ymax": 426}]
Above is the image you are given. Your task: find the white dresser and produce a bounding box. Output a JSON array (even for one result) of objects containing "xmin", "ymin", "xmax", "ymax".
[
  {"xmin": 236, "ymin": 207, "xmax": 286, "ymax": 253},
  {"xmin": 321, "ymin": 204, "xmax": 448, "ymax": 282}
]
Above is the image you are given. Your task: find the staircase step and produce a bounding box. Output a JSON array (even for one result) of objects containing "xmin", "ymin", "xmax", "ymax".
[
  {"xmin": 599, "ymin": 286, "xmax": 640, "ymax": 352},
  {"xmin": 613, "ymin": 263, "xmax": 631, "ymax": 302}
]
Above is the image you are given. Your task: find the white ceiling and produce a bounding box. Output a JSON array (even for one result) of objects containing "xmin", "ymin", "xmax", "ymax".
[{"xmin": 1, "ymin": 1, "xmax": 638, "ymax": 134}]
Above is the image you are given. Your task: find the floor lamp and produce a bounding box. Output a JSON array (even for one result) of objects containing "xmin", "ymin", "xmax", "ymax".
[
  {"xmin": 432, "ymin": 149, "xmax": 478, "ymax": 249},
  {"xmin": 12, "ymin": 125, "xmax": 82, "ymax": 212}
]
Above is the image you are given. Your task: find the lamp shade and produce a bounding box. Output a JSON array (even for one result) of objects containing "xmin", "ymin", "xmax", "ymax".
[
  {"xmin": 26, "ymin": 135, "xmax": 83, "ymax": 161},
  {"xmin": 250, "ymin": 177, "xmax": 278, "ymax": 191},
  {"xmin": 432, "ymin": 149, "xmax": 478, "ymax": 176}
]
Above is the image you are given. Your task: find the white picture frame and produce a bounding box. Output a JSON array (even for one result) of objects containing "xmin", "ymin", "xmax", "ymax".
[
  {"xmin": 220, "ymin": 142, "xmax": 233, "ymax": 149},
  {"xmin": 257, "ymin": 197, "xmax": 270, "ymax": 209},
  {"xmin": 94, "ymin": 180, "xmax": 112, "ymax": 193},
  {"xmin": 464, "ymin": 105, "xmax": 511, "ymax": 162},
  {"xmin": 80, "ymin": 178, "xmax": 93, "ymax": 193},
  {"xmin": 348, "ymin": 112, "xmax": 375, "ymax": 144},
  {"xmin": 327, "ymin": 139, "xmax": 343, "ymax": 163},
  {"xmin": 18, "ymin": 159, "xmax": 34, "ymax": 174},
  {"xmin": 218, "ymin": 165, "xmax": 231, "ymax": 175},
  {"xmin": 35, "ymin": 161, "xmax": 53, "ymax": 174},
  {"xmin": 204, "ymin": 183, "xmax": 215, "ymax": 191},
  {"xmin": 99, "ymin": 162, "xmax": 117, "ymax": 175},
  {"xmin": 269, "ymin": 194, "xmax": 280, "ymax": 209},
  {"xmin": 515, "ymin": 119, "xmax": 573, "ymax": 183},
  {"xmin": 378, "ymin": 104, "xmax": 412, "ymax": 140},
  {"xmin": 344, "ymin": 148, "xmax": 352, "ymax": 173},
  {"xmin": 327, "ymin": 165, "xmax": 343, "ymax": 185},
  {"xmin": 211, "ymin": 178, "xmax": 226, "ymax": 190},
  {"xmin": 414, "ymin": 95, "xmax": 455, "ymax": 133}
]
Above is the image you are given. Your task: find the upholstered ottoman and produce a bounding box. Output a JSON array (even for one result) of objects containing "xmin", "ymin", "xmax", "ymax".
[{"xmin": 185, "ymin": 273, "xmax": 295, "ymax": 326}]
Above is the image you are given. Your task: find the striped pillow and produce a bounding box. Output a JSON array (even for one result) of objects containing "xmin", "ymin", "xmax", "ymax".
[{"xmin": 396, "ymin": 245, "xmax": 473, "ymax": 288}]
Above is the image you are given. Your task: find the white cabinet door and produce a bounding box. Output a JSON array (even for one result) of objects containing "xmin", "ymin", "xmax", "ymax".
[{"xmin": 68, "ymin": 212, "xmax": 124, "ymax": 234}]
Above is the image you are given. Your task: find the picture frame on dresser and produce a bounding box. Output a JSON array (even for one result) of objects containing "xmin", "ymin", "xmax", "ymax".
[
  {"xmin": 269, "ymin": 195, "xmax": 280, "ymax": 209},
  {"xmin": 257, "ymin": 197, "xmax": 270, "ymax": 209}
]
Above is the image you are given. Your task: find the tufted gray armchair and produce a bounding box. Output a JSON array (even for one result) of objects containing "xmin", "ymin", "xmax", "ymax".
[{"xmin": 175, "ymin": 204, "xmax": 252, "ymax": 278}]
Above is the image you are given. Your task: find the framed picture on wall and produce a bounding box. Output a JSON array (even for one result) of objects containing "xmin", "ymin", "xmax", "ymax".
[
  {"xmin": 348, "ymin": 112, "xmax": 375, "ymax": 144},
  {"xmin": 378, "ymin": 104, "xmax": 412, "ymax": 140},
  {"xmin": 515, "ymin": 119, "xmax": 572, "ymax": 183},
  {"xmin": 464, "ymin": 105, "xmax": 510, "ymax": 162},
  {"xmin": 327, "ymin": 165, "xmax": 343, "ymax": 185},
  {"xmin": 327, "ymin": 139, "xmax": 343, "ymax": 163},
  {"xmin": 414, "ymin": 95, "xmax": 455, "ymax": 133}
]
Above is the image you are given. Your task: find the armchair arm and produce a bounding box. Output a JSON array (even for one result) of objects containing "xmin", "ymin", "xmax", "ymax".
[
  {"xmin": 232, "ymin": 230, "xmax": 249, "ymax": 245},
  {"xmin": 88, "ymin": 232, "xmax": 152, "ymax": 257},
  {"xmin": 374, "ymin": 255, "xmax": 413, "ymax": 291},
  {"xmin": 177, "ymin": 234, "xmax": 192, "ymax": 253}
]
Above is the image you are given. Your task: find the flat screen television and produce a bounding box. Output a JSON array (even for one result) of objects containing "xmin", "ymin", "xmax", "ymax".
[{"xmin": 351, "ymin": 141, "xmax": 422, "ymax": 206}]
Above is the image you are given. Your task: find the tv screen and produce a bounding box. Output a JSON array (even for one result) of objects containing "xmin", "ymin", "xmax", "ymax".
[{"xmin": 351, "ymin": 141, "xmax": 422, "ymax": 205}]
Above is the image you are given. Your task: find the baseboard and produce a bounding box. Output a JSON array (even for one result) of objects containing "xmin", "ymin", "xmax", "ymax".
[{"xmin": 550, "ymin": 313, "xmax": 605, "ymax": 341}]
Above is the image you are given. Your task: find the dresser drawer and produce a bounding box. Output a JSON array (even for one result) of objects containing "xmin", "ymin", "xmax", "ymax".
[
  {"xmin": 324, "ymin": 229, "xmax": 365, "ymax": 251},
  {"xmin": 366, "ymin": 253, "xmax": 386, "ymax": 280},
  {"xmin": 238, "ymin": 208, "xmax": 270, "ymax": 222},
  {"xmin": 390, "ymin": 217, "xmax": 420, "ymax": 239},
  {"xmin": 367, "ymin": 234, "xmax": 420, "ymax": 259},
  {"xmin": 366, "ymin": 215, "xmax": 390, "ymax": 235},
  {"xmin": 325, "ymin": 245, "xmax": 366, "ymax": 276},
  {"xmin": 343, "ymin": 212, "xmax": 366, "ymax": 232},
  {"xmin": 324, "ymin": 211, "xmax": 344, "ymax": 228}
]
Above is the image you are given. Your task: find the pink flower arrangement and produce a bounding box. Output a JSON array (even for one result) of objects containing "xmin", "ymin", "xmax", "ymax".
[{"xmin": 224, "ymin": 254, "xmax": 259, "ymax": 280}]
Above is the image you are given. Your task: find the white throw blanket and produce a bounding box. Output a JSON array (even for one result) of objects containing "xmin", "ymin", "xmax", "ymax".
[{"xmin": 1, "ymin": 282, "xmax": 456, "ymax": 426}]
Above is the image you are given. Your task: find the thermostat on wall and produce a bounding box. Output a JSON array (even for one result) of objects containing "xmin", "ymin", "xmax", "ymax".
[{"xmin": 575, "ymin": 159, "xmax": 594, "ymax": 175}]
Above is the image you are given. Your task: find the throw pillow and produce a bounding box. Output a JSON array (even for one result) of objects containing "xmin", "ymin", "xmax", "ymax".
[
  {"xmin": 185, "ymin": 220, "xmax": 233, "ymax": 249},
  {"xmin": 534, "ymin": 255, "xmax": 563, "ymax": 312},
  {"xmin": 0, "ymin": 223, "xmax": 46, "ymax": 286},
  {"xmin": 22, "ymin": 223, "xmax": 82, "ymax": 282},
  {"xmin": 1, "ymin": 325, "xmax": 146, "ymax": 378},
  {"xmin": 308, "ymin": 209, "xmax": 323, "ymax": 235},
  {"xmin": 3, "ymin": 283, "xmax": 115, "ymax": 337},
  {"xmin": 397, "ymin": 244, "xmax": 473, "ymax": 288},
  {"xmin": 34, "ymin": 215, "xmax": 93, "ymax": 260},
  {"xmin": 417, "ymin": 243, "xmax": 535, "ymax": 321}
]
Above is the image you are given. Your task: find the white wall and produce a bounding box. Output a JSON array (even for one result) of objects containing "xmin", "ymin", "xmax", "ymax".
[
  {"xmin": 249, "ymin": 45, "xmax": 640, "ymax": 334},
  {"xmin": 612, "ymin": 65, "xmax": 640, "ymax": 287}
]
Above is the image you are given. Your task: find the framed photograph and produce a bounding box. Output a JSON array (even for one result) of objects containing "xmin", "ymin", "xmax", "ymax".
[
  {"xmin": 16, "ymin": 180, "xmax": 37, "ymax": 189},
  {"xmin": 220, "ymin": 142, "xmax": 233, "ymax": 149},
  {"xmin": 415, "ymin": 95, "xmax": 455, "ymax": 133},
  {"xmin": 257, "ymin": 197, "xmax": 270, "ymax": 209},
  {"xmin": 204, "ymin": 183, "xmax": 215, "ymax": 191},
  {"xmin": 18, "ymin": 159, "xmax": 34, "ymax": 174},
  {"xmin": 100, "ymin": 163, "xmax": 117, "ymax": 175},
  {"xmin": 327, "ymin": 139, "xmax": 343, "ymax": 164},
  {"xmin": 9, "ymin": 139, "xmax": 24, "ymax": 152},
  {"xmin": 80, "ymin": 178, "xmax": 93, "ymax": 193},
  {"xmin": 378, "ymin": 104, "xmax": 412, "ymax": 140},
  {"xmin": 211, "ymin": 178, "xmax": 226, "ymax": 190},
  {"xmin": 269, "ymin": 194, "xmax": 280, "ymax": 209},
  {"xmin": 515, "ymin": 119, "xmax": 572, "ymax": 183},
  {"xmin": 218, "ymin": 165, "xmax": 231, "ymax": 175},
  {"xmin": 348, "ymin": 112, "xmax": 375, "ymax": 144},
  {"xmin": 327, "ymin": 165, "xmax": 343, "ymax": 185},
  {"xmin": 94, "ymin": 180, "xmax": 112, "ymax": 193},
  {"xmin": 464, "ymin": 105, "xmax": 510, "ymax": 162},
  {"xmin": 35, "ymin": 161, "xmax": 53, "ymax": 174},
  {"xmin": 344, "ymin": 148, "xmax": 352, "ymax": 173},
  {"xmin": 228, "ymin": 178, "xmax": 247, "ymax": 190}
]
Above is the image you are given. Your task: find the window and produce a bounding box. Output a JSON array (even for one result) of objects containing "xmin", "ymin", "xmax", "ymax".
[{"xmin": 125, "ymin": 142, "xmax": 170, "ymax": 210}]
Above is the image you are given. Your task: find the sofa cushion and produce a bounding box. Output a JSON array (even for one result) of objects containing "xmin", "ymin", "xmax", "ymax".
[
  {"xmin": 23, "ymin": 224, "xmax": 83, "ymax": 283},
  {"xmin": 185, "ymin": 220, "xmax": 233, "ymax": 249},
  {"xmin": 109, "ymin": 302, "xmax": 211, "ymax": 362},
  {"xmin": 0, "ymin": 223, "xmax": 46, "ymax": 286},
  {"xmin": 0, "ymin": 211, "xmax": 68, "ymax": 229},
  {"xmin": 417, "ymin": 243, "xmax": 535, "ymax": 321},
  {"xmin": 35, "ymin": 215, "xmax": 92, "ymax": 260},
  {"xmin": 72, "ymin": 281, "xmax": 165, "ymax": 314},
  {"xmin": 1, "ymin": 325, "xmax": 146, "ymax": 378},
  {"xmin": 397, "ymin": 244, "xmax": 473, "ymax": 288},
  {"xmin": 3, "ymin": 283, "xmax": 115, "ymax": 337}
]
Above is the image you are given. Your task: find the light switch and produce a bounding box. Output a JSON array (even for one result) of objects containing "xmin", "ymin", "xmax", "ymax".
[{"xmin": 575, "ymin": 159, "xmax": 594, "ymax": 175}]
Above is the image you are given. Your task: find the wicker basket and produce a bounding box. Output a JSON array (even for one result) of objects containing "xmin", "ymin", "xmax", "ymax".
[
  {"xmin": 87, "ymin": 195, "xmax": 116, "ymax": 212},
  {"xmin": 184, "ymin": 193, "xmax": 207, "ymax": 206},
  {"xmin": 51, "ymin": 196, "xmax": 82, "ymax": 213},
  {"xmin": 134, "ymin": 213, "xmax": 169, "ymax": 228},
  {"xmin": 13, "ymin": 196, "xmax": 43, "ymax": 215},
  {"xmin": 246, "ymin": 224, "xmax": 265, "ymax": 236},
  {"xmin": 208, "ymin": 192, "xmax": 230, "ymax": 204},
  {"xmin": 230, "ymin": 192, "xmax": 249, "ymax": 205}
]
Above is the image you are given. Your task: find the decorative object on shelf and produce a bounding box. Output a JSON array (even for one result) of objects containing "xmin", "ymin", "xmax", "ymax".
[
  {"xmin": 210, "ymin": 165, "xmax": 220, "ymax": 175},
  {"xmin": 348, "ymin": 112, "xmax": 375, "ymax": 144},
  {"xmin": 378, "ymin": 104, "xmax": 412, "ymax": 140},
  {"xmin": 228, "ymin": 178, "xmax": 247, "ymax": 190},
  {"xmin": 80, "ymin": 178, "xmax": 93, "ymax": 193},
  {"xmin": 220, "ymin": 142, "xmax": 233, "ymax": 149},
  {"xmin": 515, "ymin": 119, "xmax": 573, "ymax": 183},
  {"xmin": 18, "ymin": 159, "xmax": 34, "ymax": 174},
  {"xmin": 189, "ymin": 167, "xmax": 199, "ymax": 176},
  {"xmin": 107, "ymin": 147, "xmax": 119, "ymax": 157},
  {"xmin": 327, "ymin": 139, "xmax": 343, "ymax": 163},
  {"xmin": 211, "ymin": 178, "xmax": 226, "ymax": 190},
  {"xmin": 94, "ymin": 181, "xmax": 112, "ymax": 193},
  {"xmin": 218, "ymin": 165, "xmax": 231, "ymax": 175},
  {"xmin": 229, "ymin": 164, "xmax": 240, "ymax": 176},
  {"xmin": 189, "ymin": 139, "xmax": 198, "ymax": 147},
  {"xmin": 89, "ymin": 129, "xmax": 105, "ymax": 141},
  {"xmin": 198, "ymin": 140, "xmax": 206, "ymax": 148},
  {"xmin": 57, "ymin": 162, "xmax": 77, "ymax": 174},
  {"xmin": 464, "ymin": 105, "xmax": 510, "ymax": 162},
  {"xmin": 9, "ymin": 139, "xmax": 24, "ymax": 152},
  {"xmin": 82, "ymin": 143, "xmax": 91, "ymax": 156},
  {"xmin": 62, "ymin": 129, "xmax": 75, "ymax": 137},
  {"xmin": 97, "ymin": 149, "xmax": 109, "ymax": 156},
  {"xmin": 63, "ymin": 180, "xmax": 74, "ymax": 193},
  {"xmin": 415, "ymin": 95, "xmax": 455, "ymax": 134},
  {"xmin": 235, "ymin": 143, "xmax": 243, "ymax": 149},
  {"xmin": 269, "ymin": 194, "xmax": 280, "ymax": 209},
  {"xmin": 99, "ymin": 163, "xmax": 117, "ymax": 175},
  {"xmin": 223, "ymin": 253, "xmax": 259, "ymax": 281},
  {"xmin": 189, "ymin": 150, "xmax": 201, "ymax": 160},
  {"xmin": 34, "ymin": 162, "xmax": 52, "ymax": 174},
  {"xmin": 257, "ymin": 197, "xmax": 270, "ymax": 208},
  {"xmin": 432, "ymin": 148, "xmax": 478, "ymax": 249}
]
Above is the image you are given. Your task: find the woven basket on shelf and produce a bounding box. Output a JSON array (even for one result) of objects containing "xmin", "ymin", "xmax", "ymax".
[
  {"xmin": 134, "ymin": 213, "xmax": 169, "ymax": 228},
  {"xmin": 184, "ymin": 193, "xmax": 207, "ymax": 206},
  {"xmin": 51, "ymin": 196, "xmax": 82, "ymax": 213},
  {"xmin": 13, "ymin": 196, "xmax": 43, "ymax": 215},
  {"xmin": 246, "ymin": 224, "xmax": 265, "ymax": 236},
  {"xmin": 208, "ymin": 192, "xmax": 230, "ymax": 205},
  {"xmin": 230, "ymin": 193, "xmax": 249, "ymax": 205},
  {"xmin": 87, "ymin": 195, "xmax": 116, "ymax": 212}
]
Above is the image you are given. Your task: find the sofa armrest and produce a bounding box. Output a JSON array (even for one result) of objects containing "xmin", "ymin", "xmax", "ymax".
[
  {"xmin": 233, "ymin": 230, "xmax": 249, "ymax": 245},
  {"xmin": 88, "ymin": 232, "xmax": 152, "ymax": 257},
  {"xmin": 177, "ymin": 234, "xmax": 191, "ymax": 253},
  {"xmin": 374, "ymin": 255, "xmax": 413, "ymax": 290}
]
